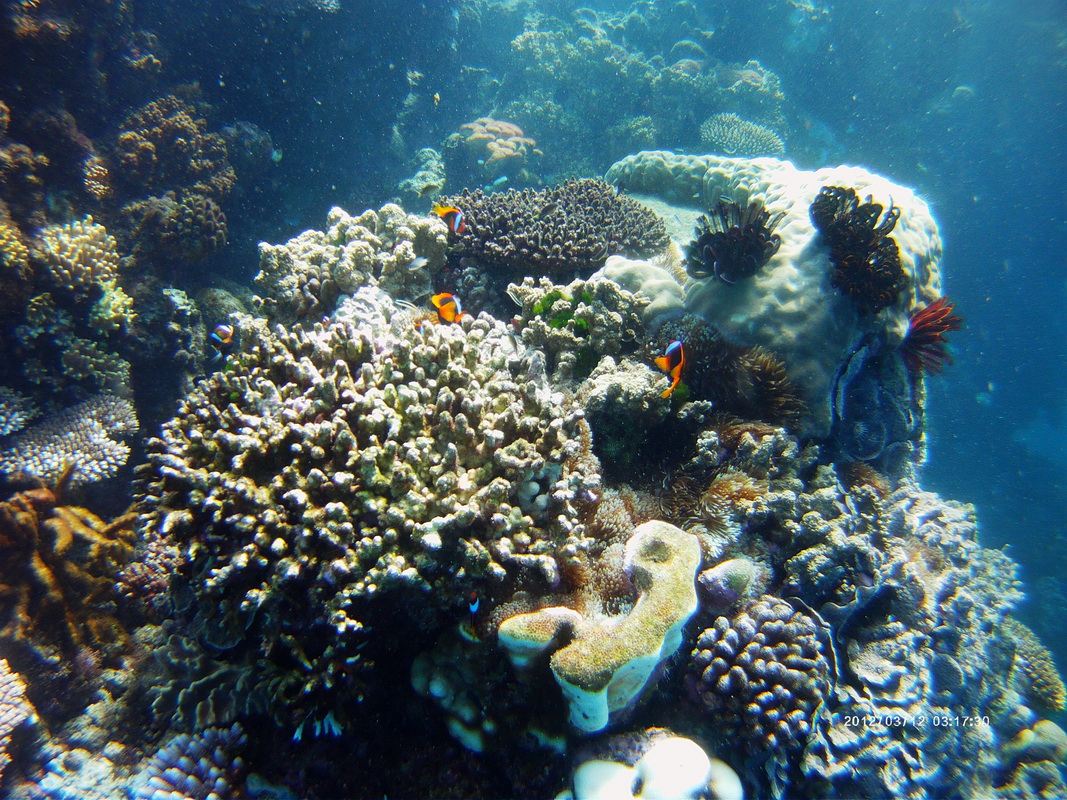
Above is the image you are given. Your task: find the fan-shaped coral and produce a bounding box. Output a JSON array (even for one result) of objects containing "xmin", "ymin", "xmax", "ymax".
[
  {"xmin": 439, "ymin": 178, "xmax": 669, "ymax": 275},
  {"xmin": 686, "ymin": 199, "xmax": 785, "ymax": 285},
  {"xmin": 810, "ymin": 185, "xmax": 907, "ymax": 315},
  {"xmin": 900, "ymin": 296, "xmax": 963, "ymax": 374}
]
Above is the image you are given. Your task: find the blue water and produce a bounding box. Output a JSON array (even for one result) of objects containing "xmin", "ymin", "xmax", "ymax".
[{"xmin": 0, "ymin": 0, "xmax": 1064, "ymax": 797}]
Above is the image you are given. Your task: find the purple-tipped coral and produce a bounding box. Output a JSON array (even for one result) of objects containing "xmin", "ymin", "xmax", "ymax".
[
  {"xmin": 128, "ymin": 723, "xmax": 248, "ymax": 800},
  {"xmin": 686, "ymin": 199, "xmax": 784, "ymax": 284}
]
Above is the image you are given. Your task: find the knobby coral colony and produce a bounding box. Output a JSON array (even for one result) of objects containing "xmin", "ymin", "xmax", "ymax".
[
  {"xmin": 810, "ymin": 185, "xmax": 907, "ymax": 315},
  {"xmin": 901, "ymin": 296, "xmax": 963, "ymax": 374},
  {"xmin": 438, "ymin": 178, "xmax": 669, "ymax": 274},
  {"xmin": 686, "ymin": 200, "xmax": 784, "ymax": 284}
]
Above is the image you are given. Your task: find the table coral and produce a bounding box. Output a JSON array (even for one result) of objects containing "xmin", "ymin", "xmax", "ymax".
[
  {"xmin": 0, "ymin": 395, "xmax": 138, "ymax": 486},
  {"xmin": 255, "ymin": 204, "xmax": 447, "ymax": 323},
  {"xmin": 0, "ymin": 388, "xmax": 39, "ymax": 438},
  {"xmin": 136, "ymin": 287, "xmax": 600, "ymax": 735},
  {"xmin": 439, "ymin": 178, "xmax": 670, "ymax": 275},
  {"xmin": 700, "ymin": 112, "xmax": 786, "ymax": 158},
  {"xmin": 0, "ymin": 473, "xmax": 136, "ymax": 654}
]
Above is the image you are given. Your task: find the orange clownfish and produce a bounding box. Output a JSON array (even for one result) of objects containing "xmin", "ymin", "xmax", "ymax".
[
  {"xmin": 432, "ymin": 203, "xmax": 466, "ymax": 234},
  {"xmin": 431, "ymin": 292, "xmax": 465, "ymax": 324},
  {"xmin": 654, "ymin": 340, "xmax": 685, "ymax": 398}
]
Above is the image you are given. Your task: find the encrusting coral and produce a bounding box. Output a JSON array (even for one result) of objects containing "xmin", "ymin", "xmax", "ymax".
[
  {"xmin": 0, "ymin": 469, "xmax": 136, "ymax": 654},
  {"xmin": 1003, "ymin": 617, "xmax": 1066, "ymax": 713},
  {"xmin": 136, "ymin": 287, "xmax": 600, "ymax": 736},
  {"xmin": 439, "ymin": 178, "xmax": 670, "ymax": 275}
]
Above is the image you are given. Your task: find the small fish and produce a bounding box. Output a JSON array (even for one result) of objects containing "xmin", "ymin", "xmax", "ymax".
[
  {"xmin": 432, "ymin": 203, "xmax": 466, "ymax": 234},
  {"xmin": 468, "ymin": 591, "xmax": 480, "ymax": 639},
  {"xmin": 433, "ymin": 92, "xmax": 441, "ymax": 107},
  {"xmin": 210, "ymin": 323, "xmax": 234, "ymax": 347},
  {"xmin": 408, "ymin": 256, "xmax": 429, "ymax": 272},
  {"xmin": 536, "ymin": 201, "xmax": 558, "ymax": 218},
  {"xmin": 432, "ymin": 292, "xmax": 465, "ymax": 324},
  {"xmin": 654, "ymin": 340, "xmax": 686, "ymax": 399},
  {"xmin": 208, "ymin": 323, "xmax": 235, "ymax": 362}
]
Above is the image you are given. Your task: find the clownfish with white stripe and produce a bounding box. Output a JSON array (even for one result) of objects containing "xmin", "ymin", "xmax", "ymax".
[{"xmin": 654, "ymin": 339, "xmax": 686, "ymax": 399}]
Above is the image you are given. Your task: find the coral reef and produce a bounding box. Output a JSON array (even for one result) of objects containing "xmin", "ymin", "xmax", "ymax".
[
  {"xmin": 699, "ymin": 112, "xmax": 786, "ymax": 158},
  {"xmin": 0, "ymin": 395, "xmax": 138, "ymax": 486},
  {"xmin": 453, "ymin": 117, "xmax": 541, "ymax": 179},
  {"xmin": 654, "ymin": 315, "xmax": 805, "ymax": 426},
  {"xmin": 439, "ymin": 179, "xmax": 669, "ymax": 275},
  {"xmin": 0, "ymin": 389, "xmax": 39, "ymax": 438},
  {"xmin": 810, "ymin": 185, "xmax": 907, "ymax": 315},
  {"xmin": 33, "ymin": 217, "xmax": 122, "ymax": 296},
  {"xmin": 136, "ymin": 288, "xmax": 600, "ymax": 734},
  {"xmin": 686, "ymin": 200, "xmax": 785, "ymax": 284},
  {"xmin": 607, "ymin": 151, "xmax": 943, "ymax": 443},
  {"xmin": 691, "ymin": 595, "xmax": 831, "ymax": 767},
  {"xmin": 113, "ymin": 93, "xmax": 235, "ymax": 201},
  {"xmin": 0, "ymin": 471, "xmax": 136, "ymax": 654},
  {"xmin": 499, "ymin": 521, "xmax": 701, "ymax": 733},
  {"xmin": 254, "ymin": 204, "xmax": 448, "ymax": 323},
  {"xmin": 397, "ymin": 147, "xmax": 446, "ymax": 203},
  {"xmin": 563, "ymin": 731, "xmax": 743, "ymax": 800},
  {"xmin": 1003, "ymin": 618, "xmax": 1066, "ymax": 713}
]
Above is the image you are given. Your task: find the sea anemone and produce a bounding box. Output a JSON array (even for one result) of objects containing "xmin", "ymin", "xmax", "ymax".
[
  {"xmin": 810, "ymin": 185, "xmax": 906, "ymax": 315},
  {"xmin": 900, "ymin": 296, "xmax": 963, "ymax": 374},
  {"xmin": 686, "ymin": 200, "xmax": 784, "ymax": 285}
]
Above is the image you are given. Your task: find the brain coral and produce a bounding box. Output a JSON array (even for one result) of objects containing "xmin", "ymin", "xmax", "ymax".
[
  {"xmin": 606, "ymin": 151, "xmax": 943, "ymax": 441},
  {"xmin": 136, "ymin": 287, "xmax": 600, "ymax": 734},
  {"xmin": 439, "ymin": 178, "xmax": 670, "ymax": 275},
  {"xmin": 699, "ymin": 112, "xmax": 785, "ymax": 158}
]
